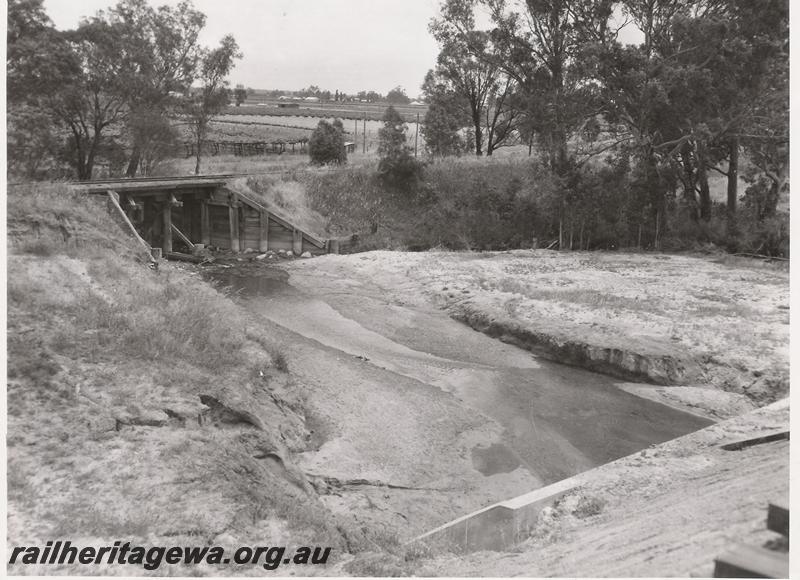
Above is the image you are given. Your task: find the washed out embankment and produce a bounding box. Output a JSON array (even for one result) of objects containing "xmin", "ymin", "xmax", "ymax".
[
  {"xmin": 448, "ymin": 302, "xmax": 698, "ymax": 386},
  {"xmin": 280, "ymin": 251, "xmax": 789, "ymax": 414},
  {"xmin": 209, "ymin": 265, "xmax": 712, "ymax": 536}
]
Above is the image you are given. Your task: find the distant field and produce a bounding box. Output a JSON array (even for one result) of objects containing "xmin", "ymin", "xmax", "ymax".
[
  {"xmin": 225, "ymin": 101, "xmax": 427, "ymax": 123},
  {"xmin": 214, "ymin": 114, "xmax": 422, "ymax": 151}
]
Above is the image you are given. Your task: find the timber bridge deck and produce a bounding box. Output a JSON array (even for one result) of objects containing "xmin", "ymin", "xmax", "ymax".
[{"xmin": 77, "ymin": 174, "xmax": 334, "ymax": 258}]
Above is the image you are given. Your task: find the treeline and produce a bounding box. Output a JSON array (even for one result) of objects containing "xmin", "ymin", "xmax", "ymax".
[
  {"xmin": 306, "ymin": 153, "xmax": 788, "ymax": 256},
  {"xmin": 247, "ymin": 86, "xmax": 416, "ymax": 105},
  {"xmin": 417, "ymin": 0, "xmax": 788, "ymax": 253},
  {"xmin": 7, "ymin": 0, "xmax": 241, "ymax": 179}
]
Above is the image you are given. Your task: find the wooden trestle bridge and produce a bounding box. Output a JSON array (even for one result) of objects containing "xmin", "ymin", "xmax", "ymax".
[{"xmin": 78, "ymin": 175, "xmax": 334, "ymax": 258}]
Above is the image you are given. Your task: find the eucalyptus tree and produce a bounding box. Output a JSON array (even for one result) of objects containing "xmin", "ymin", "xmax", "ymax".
[
  {"xmin": 183, "ymin": 35, "xmax": 242, "ymax": 175},
  {"xmin": 421, "ymin": 70, "xmax": 467, "ymax": 158},
  {"xmin": 97, "ymin": 0, "xmax": 207, "ymax": 176}
]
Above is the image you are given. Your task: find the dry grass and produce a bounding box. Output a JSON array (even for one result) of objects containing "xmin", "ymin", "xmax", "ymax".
[
  {"xmin": 235, "ymin": 175, "xmax": 331, "ymax": 237},
  {"xmin": 6, "ymin": 183, "xmax": 349, "ymax": 566}
]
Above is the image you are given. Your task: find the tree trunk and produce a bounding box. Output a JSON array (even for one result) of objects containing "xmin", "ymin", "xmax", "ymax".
[
  {"xmin": 680, "ymin": 142, "xmax": 698, "ymax": 221},
  {"xmin": 473, "ymin": 116, "xmax": 483, "ymax": 157},
  {"xmin": 126, "ymin": 146, "xmax": 141, "ymax": 178},
  {"xmin": 726, "ymin": 136, "xmax": 739, "ymax": 238},
  {"xmin": 194, "ymin": 129, "xmax": 203, "ymax": 175},
  {"xmin": 72, "ymin": 131, "xmax": 88, "ymax": 180},
  {"xmin": 696, "ymin": 141, "xmax": 712, "ymax": 222}
]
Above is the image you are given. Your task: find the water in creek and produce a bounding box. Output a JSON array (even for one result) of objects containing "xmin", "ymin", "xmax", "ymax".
[{"xmin": 209, "ymin": 268, "xmax": 712, "ymax": 484}]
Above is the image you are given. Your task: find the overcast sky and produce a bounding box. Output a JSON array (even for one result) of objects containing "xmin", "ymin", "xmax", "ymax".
[
  {"xmin": 42, "ymin": 1, "xmax": 642, "ymax": 98},
  {"xmin": 43, "ymin": 0, "xmax": 442, "ymax": 97}
]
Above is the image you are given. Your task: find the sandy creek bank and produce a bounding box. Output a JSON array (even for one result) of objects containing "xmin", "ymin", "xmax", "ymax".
[{"xmin": 206, "ymin": 261, "xmax": 711, "ymax": 539}]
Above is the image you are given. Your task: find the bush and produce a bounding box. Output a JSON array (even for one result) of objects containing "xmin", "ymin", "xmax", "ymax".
[
  {"xmin": 308, "ymin": 119, "xmax": 346, "ymax": 165},
  {"xmin": 377, "ymin": 106, "xmax": 425, "ymax": 194}
]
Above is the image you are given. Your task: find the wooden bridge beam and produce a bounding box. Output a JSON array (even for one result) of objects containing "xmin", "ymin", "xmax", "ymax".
[
  {"xmin": 292, "ymin": 228, "xmax": 303, "ymax": 255},
  {"xmin": 200, "ymin": 200, "xmax": 210, "ymax": 246},
  {"xmin": 228, "ymin": 201, "xmax": 240, "ymax": 253},
  {"xmin": 162, "ymin": 203, "xmax": 172, "ymax": 254},
  {"xmin": 239, "ymin": 206, "xmax": 246, "ymax": 250},
  {"xmin": 259, "ymin": 211, "xmax": 270, "ymax": 252}
]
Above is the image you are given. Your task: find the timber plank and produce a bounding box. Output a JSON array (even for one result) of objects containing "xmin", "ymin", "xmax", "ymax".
[
  {"xmin": 713, "ymin": 544, "xmax": 788, "ymax": 578},
  {"xmin": 767, "ymin": 503, "xmax": 789, "ymax": 538},
  {"xmin": 720, "ymin": 431, "xmax": 789, "ymax": 451}
]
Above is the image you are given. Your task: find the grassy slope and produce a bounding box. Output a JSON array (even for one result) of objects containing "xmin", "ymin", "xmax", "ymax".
[
  {"xmin": 6, "ymin": 184, "xmax": 346, "ymax": 575},
  {"xmin": 226, "ymin": 176, "xmax": 333, "ymax": 239}
]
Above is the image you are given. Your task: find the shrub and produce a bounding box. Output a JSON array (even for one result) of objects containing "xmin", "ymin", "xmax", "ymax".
[
  {"xmin": 308, "ymin": 119, "xmax": 347, "ymax": 165},
  {"xmin": 377, "ymin": 106, "xmax": 425, "ymax": 194}
]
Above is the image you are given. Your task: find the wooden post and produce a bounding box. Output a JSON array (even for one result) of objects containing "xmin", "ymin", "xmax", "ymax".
[
  {"xmin": 239, "ymin": 206, "xmax": 247, "ymax": 250},
  {"xmin": 200, "ymin": 200, "xmax": 210, "ymax": 246},
  {"xmin": 162, "ymin": 203, "xmax": 172, "ymax": 254},
  {"xmin": 329, "ymin": 239, "xmax": 340, "ymax": 254},
  {"xmin": 363, "ymin": 112, "xmax": 367, "ymax": 154},
  {"xmin": 259, "ymin": 211, "xmax": 270, "ymax": 252},
  {"xmin": 292, "ymin": 228, "xmax": 303, "ymax": 255},
  {"xmin": 228, "ymin": 202, "xmax": 240, "ymax": 253},
  {"xmin": 182, "ymin": 198, "xmax": 194, "ymax": 242}
]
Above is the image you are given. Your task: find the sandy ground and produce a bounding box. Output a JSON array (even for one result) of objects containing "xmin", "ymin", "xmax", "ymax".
[
  {"xmin": 281, "ymin": 250, "xmax": 789, "ymax": 413},
  {"xmin": 266, "ymin": 249, "xmax": 789, "ymax": 576},
  {"xmin": 210, "ymin": 263, "xmax": 710, "ymax": 543},
  {"xmin": 411, "ymin": 400, "xmax": 789, "ymax": 578},
  {"xmin": 7, "ymin": 230, "xmax": 789, "ymax": 577}
]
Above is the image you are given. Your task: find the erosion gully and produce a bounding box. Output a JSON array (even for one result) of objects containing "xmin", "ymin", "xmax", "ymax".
[{"xmin": 208, "ymin": 266, "xmax": 712, "ymax": 535}]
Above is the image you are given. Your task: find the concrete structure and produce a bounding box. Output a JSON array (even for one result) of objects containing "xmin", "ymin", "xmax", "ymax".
[{"xmin": 414, "ymin": 475, "xmax": 580, "ymax": 552}]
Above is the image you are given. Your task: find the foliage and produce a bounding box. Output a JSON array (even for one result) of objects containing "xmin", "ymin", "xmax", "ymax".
[
  {"xmin": 386, "ymin": 86, "xmax": 411, "ymax": 104},
  {"xmin": 182, "ymin": 34, "xmax": 243, "ymax": 174},
  {"xmin": 234, "ymin": 84, "xmax": 248, "ymax": 106},
  {"xmin": 303, "ymin": 165, "xmax": 385, "ymax": 234},
  {"xmin": 421, "ymin": 0, "xmax": 788, "ymax": 253},
  {"xmin": 302, "ymin": 154, "xmax": 789, "ymax": 257},
  {"xmin": 420, "ymin": 69, "xmax": 468, "ymax": 158},
  {"xmin": 104, "ymin": 0, "xmax": 207, "ymax": 176},
  {"xmin": 6, "ymin": 0, "xmax": 241, "ymax": 180},
  {"xmin": 124, "ymin": 109, "xmax": 180, "ymax": 176},
  {"xmin": 429, "ymin": 6, "xmax": 519, "ymax": 157},
  {"xmin": 6, "ymin": 104, "xmax": 64, "ymax": 179},
  {"xmin": 377, "ymin": 106, "xmax": 425, "ymax": 194},
  {"xmin": 308, "ymin": 119, "xmax": 347, "ymax": 165}
]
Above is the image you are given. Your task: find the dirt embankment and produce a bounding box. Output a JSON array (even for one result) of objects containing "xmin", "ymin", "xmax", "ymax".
[
  {"xmin": 7, "ymin": 185, "xmax": 789, "ymax": 577},
  {"xmin": 5, "ymin": 185, "xmax": 360, "ymax": 575},
  {"xmin": 282, "ymin": 250, "xmax": 789, "ymax": 416}
]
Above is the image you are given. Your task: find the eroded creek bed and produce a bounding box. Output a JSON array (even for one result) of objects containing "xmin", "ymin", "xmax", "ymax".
[{"xmin": 208, "ymin": 265, "xmax": 712, "ymax": 537}]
